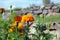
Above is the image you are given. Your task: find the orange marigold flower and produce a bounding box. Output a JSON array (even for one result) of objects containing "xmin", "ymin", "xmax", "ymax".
[
  {"xmin": 8, "ymin": 28, "xmax": 13, "ymax": 33},
  {"xmin": 0, "ymin": 8, "xmax": 5, "ymax": 11},
  {"xmin": 18, "ymin": 23, "xmax": 24, "ymax": 29},
  {"xmin": 27, "ymin": 14, "xmax": 34, "ymax": 22},
  {"xmin": 14, "ymin": 16, "xmax": 22, "ymax": 22},
  {"xmin": 21, "ymin": 14, "xmax": 34, "ymax": 23}
]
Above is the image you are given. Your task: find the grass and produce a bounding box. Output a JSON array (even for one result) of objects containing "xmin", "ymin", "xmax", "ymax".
[{"xmin": 35, "ymin": 14, "xmax": 60, "ymax": 23}]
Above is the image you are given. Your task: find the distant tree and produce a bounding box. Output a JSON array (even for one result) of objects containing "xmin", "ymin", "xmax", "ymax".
[
  {"xmin": 13, "ymin": 8, "xmax": 21, "ymax": 11},
  {"xmin": 24, "ymin": 7, "xmax": 30, "ymax": 10},
  {"xmin": 5, "ymin": 10, "xmax": 10, "ymax": 12},
  {"xmin": 43, "ymin": 0, "xmax": 51, "ymax": 6},
  {"xmin": 30, "ymin": 4, "xmax": 37, "ymax": 8},
  {"xmin": 51, "ymin": 2, "xmax": 54, "ymax": 4}
]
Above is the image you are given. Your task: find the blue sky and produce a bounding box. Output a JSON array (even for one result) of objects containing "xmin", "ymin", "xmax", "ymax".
[{"xmin": 0, "ymin": 0, "xmax": 60, "ymax": 9}]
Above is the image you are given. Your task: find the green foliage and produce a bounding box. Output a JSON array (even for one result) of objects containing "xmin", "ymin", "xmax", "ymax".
[
  {"xmin": 35, "ymin": 15, "xmax": 60, "ymax": 23},
  {"xmin": 35, "ymin": 24, "xmax": 47, "ymax": 32},
  {"xmin": 57, "ymin": 6, "xmax": 60, "ymax": 8},
  {"xmin": 33, "ymin": 23, "xmax": 54, "ymax": 40},
  {"xmin": 42, "ymin": 33, "xmax": 54, "ymax": 40}
]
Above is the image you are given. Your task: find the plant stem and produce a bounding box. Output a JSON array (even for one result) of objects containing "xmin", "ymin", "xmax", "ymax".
[
  {"xmin": 25, "ymin": 21, "xmax": 29, "ymax": 40},
  {"xmin": 16, "ymin": 22, "xmax": 18, "ymax": 40}
]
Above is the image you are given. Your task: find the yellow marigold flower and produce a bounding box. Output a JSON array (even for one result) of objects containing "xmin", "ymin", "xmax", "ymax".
[
  {"xmin": 18, "ymin": 23, "xmax": 24, "ymax": 29},
  {"xmin": 21, "ymin": 15, "xmax": 27, "ymax": 23},
  {"xmin": 8, "ymin": 28, "xmax": 13, "ymax": 33}
]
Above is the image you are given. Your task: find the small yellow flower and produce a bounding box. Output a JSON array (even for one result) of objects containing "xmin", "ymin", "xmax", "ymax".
[
  {"xmin": 12, "ymin": 38, "xmax": 15, "ymax": 40},
  {"xmin": 39, "ymin": 14, "xmax": 44, "ymax": 18},
  {"xmin": 8, "ymin": 28, "xmax": 13, "ymax": 33},
  {"xmin": 11, "ymin": 22, "xmax": 16, "ymax": 27},
  {"xmin": 10, "ymin": 22, "xmax": 16, "ymax": 29}
]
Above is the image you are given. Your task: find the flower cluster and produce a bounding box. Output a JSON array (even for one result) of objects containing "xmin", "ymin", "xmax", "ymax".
[{"xmin": 8, "ymin": 14, "xmax": 34, "ymax": 36}]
